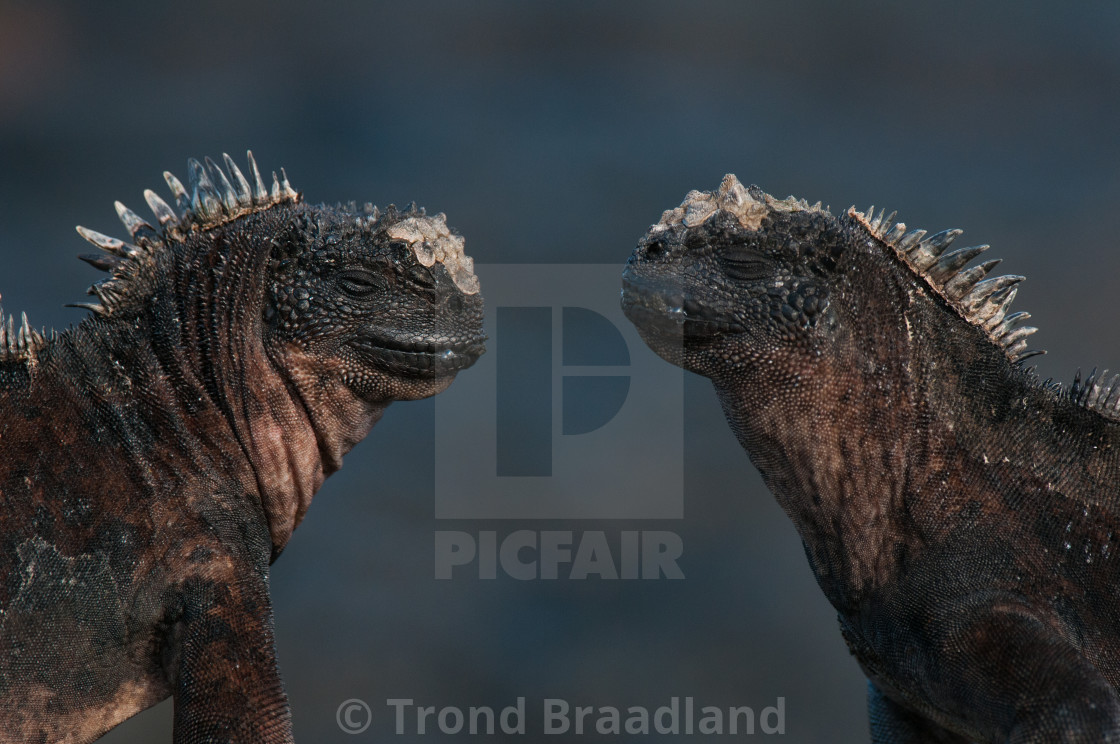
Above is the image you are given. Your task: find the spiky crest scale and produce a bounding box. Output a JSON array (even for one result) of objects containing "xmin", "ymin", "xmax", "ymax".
[
  {"xmin": 850, "ymin": 204, "xmax": 1120, "ymax": 419},
  {"xmin": 1069, "ymin": 369, "xmax": 1120, "ymax": 419},
  {"xmin": 0, "ymin": 152, "xmax": 300, "ymax": 364},
  {"xmin": 0, "ymin": 301, "xmax": 47, "ymax": 362},
  {"xmin": 66, "ymin": 151, "xmax": 303, "ymax": 320},
  {"xmin": 847, "ymin": 204, "xmax": 1043, "ymax": 365}
]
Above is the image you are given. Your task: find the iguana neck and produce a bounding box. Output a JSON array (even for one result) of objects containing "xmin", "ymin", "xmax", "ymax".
[
  {"xmin": 242, "ymin": 344, "xmax": 386, "ymax": 557},
  {"xmin": 712, "ymin": 362, "xmax": 922, "ymax": 612},
  {"xmin": 137, "ymin": 228, "xmax": 379, "ymax": 557},
  {"xmin": 257, "ymin": 341, "xmax": 388, "ymax": 553},
  {"xmin": 709, "ymin": 274, "xmax": 1073, "ymax": 613}
]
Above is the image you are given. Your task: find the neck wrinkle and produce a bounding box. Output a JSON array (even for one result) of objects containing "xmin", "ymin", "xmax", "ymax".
[
  {"xmin": 161, "ymin": 226, "xmax": 336, "ymax": 557},
  {"xmin": 240, "ymin": 346, "xmax": 327, "ymax": 556},
  {"xmin": 146, "ymin": 226, "xmax": 386, "ymax": 557},
  {"xmin": 255, "ymin": 341, "xmax": 387, "ymax": 553}
]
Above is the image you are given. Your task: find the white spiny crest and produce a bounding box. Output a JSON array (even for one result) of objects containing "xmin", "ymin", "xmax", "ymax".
[
  {"xmin": 81, "ymin": 151, "xmax": 299, "ymax": 248},
  {"xmin": 71, "ymin": 151, "xmax": 301, "ymax": 319},
  {"xmin": 849, "ymin": 206, "xmax": 1043, "ymax": 365},
  {"xmin": 144, "ymin": 189, "xmax": 178, "ymax": 230},
  {"xmin": 1071, "ymin": 369, "xmax": 1120, "ymax": 418},
  {"xmin": 3, "ymin": 152, "xmax": 297, "ymax": 360},
  {"xmin": 0, "ymin": 300, "xmax": 46, "ymax": 362},
  {"xmin": 114, "ymin": 201, "xmax": 154, "ymax": 243}
]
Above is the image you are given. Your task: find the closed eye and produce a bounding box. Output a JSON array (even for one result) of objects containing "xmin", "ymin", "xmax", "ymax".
[
  {"xmin": 718, "ymin": 247, "xmax": 774, "ymax": 282},
  {"xmin": 337, "ymin": 270, "xmax": 387, "ymax": 298}
]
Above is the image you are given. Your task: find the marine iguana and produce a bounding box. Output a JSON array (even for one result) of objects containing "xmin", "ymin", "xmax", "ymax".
[
  {"xmin": 622, "ymin": 175, "xmax": 1120, "ymax": 743},
  {"xmin": 0, "ymin": 153, "xmax": 485, "ymax": 743}
]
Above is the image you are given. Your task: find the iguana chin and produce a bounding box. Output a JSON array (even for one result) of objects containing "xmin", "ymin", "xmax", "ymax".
[
  {"xmin": 0, "ymin": 153, "xmax": 485, "ymax": 743},
  {"xmin": 622, "ymin": 175, "xmax": 1120, "ymax": 743}
]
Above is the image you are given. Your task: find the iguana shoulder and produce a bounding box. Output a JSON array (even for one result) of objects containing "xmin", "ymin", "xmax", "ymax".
[
  {"xmin": 623, "ymin": 175, "xmax": 1120, "ymax": 742},
  {"xmin": 0, "ymin": 152, "xmax": 485, "ymax": 743}
]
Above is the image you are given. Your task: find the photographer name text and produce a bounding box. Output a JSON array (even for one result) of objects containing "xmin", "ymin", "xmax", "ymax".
[{"xmin": 383, "ymin": 696, "xmax": 785, "ymax": 736}]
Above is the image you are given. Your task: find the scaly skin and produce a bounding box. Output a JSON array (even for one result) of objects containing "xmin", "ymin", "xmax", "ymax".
[
  {"xmin": 0, "ymin": 153, "xmax": 485, "ymax": 743},
  {"xmin": 622, "ymin": 175, "xmax": 1120, "ymax": 743}
]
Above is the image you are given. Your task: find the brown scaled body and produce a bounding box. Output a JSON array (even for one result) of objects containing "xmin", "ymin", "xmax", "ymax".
[
  {"xmin": 623, "ymin": 176, "xmax": 1120, "ymax": 743},
  {"xmin": 0, "ymin": 153, "xmax": 485, "ymax": 743}
]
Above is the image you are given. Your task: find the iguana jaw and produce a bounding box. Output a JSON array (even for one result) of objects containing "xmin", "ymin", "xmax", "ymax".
[
  {"xmin": 348, "ymin": 332, "xmax": 486, "ymax": 378},
  {"xmin": 620, "ymin": 272, "xmax": 743, "ymax": 367},
  {"xmin": 621, "ymin": 208, "xmax": 764, "ymax": 373}
]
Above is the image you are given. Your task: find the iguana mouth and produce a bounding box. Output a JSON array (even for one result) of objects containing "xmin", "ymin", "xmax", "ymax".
[
  {"xmin": 350, "ymin": 334, "xmax": 487, "ymax": 377},
  {"xmin": 620, "ymin": 276, "xmax": 742, "ymax": 340}
]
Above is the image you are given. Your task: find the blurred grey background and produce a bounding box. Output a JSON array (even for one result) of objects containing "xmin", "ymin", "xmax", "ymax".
[{"xmin": 2, "ymin": 1, "xmax": 1119, "ymax": 741}]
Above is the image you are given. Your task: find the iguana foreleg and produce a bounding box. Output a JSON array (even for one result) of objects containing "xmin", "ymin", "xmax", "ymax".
[
  {"xmin": 926, "ymin": 606, "xmax": 1120, "ymax": 743},
  {"xmin": 169, "ymin": 570, "xmax": 293, "ymax": 744}
]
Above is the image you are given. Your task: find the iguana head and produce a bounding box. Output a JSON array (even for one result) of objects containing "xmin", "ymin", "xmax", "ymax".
[
  {"xmin": 263, "ymin": 200, "xmax": 485, "ymax": 403},
  {"xmin": 66, "ymin": 153, "xmax": 485, "ymax": 406},
  {"xmin": 621, "ymin": 175, "xmax": 849, "ymax": 384},
  {"xmin": 47, "ymin": 152, "xmax": 486, "ymax": 551},
  {"xmin": 621, "ymin": 174, "xmax": 1037, "ymax": 391}
]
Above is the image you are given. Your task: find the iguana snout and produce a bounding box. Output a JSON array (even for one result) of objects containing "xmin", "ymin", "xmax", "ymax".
[{"xmin": 621, "ymin": 175, "xmax": 836, "ymax": 376}]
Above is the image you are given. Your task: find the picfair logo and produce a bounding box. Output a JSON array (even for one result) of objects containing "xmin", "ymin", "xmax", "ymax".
[
  {"xmin": 496, "ymin": 305, "xmax": 631, "ymax": 476},
  {"xmin": 434, "ymin": 264, "xmax": 684, "ymax": 519}
]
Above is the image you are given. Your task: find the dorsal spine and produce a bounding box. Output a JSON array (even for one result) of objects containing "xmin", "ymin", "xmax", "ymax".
[
  {"xmin": 70, "ymin": 151, "xmax": 302, "ymax": 318},
  {"xmin": 850, "ymin": 206, "xmax": 1043, "ymax": 364},
  {"xmin": 0, "ymin": 152, "xmax": 300, "ymax": 362},
  {"xmin": 0, "ymin": 305, "xmax": 46, "ymax": 362}
]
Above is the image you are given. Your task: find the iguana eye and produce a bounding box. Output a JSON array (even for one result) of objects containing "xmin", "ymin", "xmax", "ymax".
[
  {"xmin": 406, "ymin": 264, "xmax": 436, "ymax": 289},
  {"xmin": 337, "ymin": 270, "xmax": 386, "ymax": 298},
  {"xmin": 718, "ymin": 247, "xmax": 773, "ymax": 282}
]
